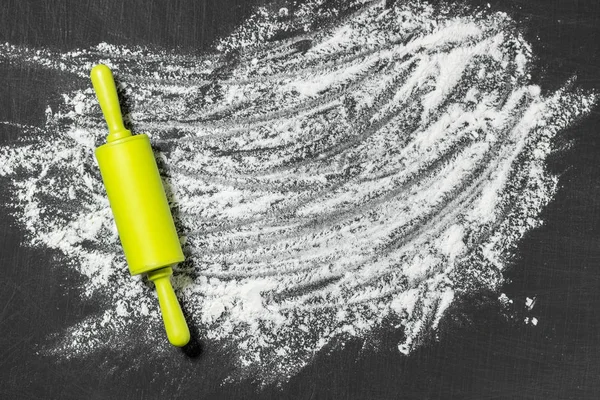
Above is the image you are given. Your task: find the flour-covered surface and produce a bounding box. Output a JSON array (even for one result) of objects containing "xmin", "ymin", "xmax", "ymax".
[{"xmin": 0, "ymin": 0, "xmax": 595, "ymax": 384}]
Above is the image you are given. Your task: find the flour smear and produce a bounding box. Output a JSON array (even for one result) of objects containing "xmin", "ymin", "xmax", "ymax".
[{"xmin": 0, "ymin": 0, "xmax": 595, "ymax": 385}]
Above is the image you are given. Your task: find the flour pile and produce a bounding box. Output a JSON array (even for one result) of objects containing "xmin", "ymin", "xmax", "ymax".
[{"xmin": 0, "ymin": 0, "xmax": 595, "ymax": 384}]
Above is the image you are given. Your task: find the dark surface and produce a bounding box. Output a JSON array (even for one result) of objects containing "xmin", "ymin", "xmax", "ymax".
[{"xmin": 1, "ymin": 0, "xmax": 600, "ymax": 399}]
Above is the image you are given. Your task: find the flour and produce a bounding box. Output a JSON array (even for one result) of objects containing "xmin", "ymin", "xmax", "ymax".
[{"xmin": 0, "ymin": 0, "xmax": 595, "ymax": 385}]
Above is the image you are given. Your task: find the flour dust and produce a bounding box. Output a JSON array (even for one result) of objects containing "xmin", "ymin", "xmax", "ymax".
[{"xmin": 0, "ymin": 0, "xmax": 595, "ymax": 385}]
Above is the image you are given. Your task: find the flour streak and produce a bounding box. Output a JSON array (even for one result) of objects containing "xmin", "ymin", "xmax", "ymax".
[{"xmin": 0, "ymin": 0, "xmax": 595, "ymax": 384}]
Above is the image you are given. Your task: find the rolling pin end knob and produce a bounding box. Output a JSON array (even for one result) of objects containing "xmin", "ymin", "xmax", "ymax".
[{"xmin": 147, "ymin": 267, "xmax": 191, "ymax": 347}]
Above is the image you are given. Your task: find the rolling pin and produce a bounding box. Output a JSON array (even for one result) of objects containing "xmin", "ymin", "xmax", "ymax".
[{"xmin": 91, "ymin": 64, "xmax": 190, "ymax": 347}]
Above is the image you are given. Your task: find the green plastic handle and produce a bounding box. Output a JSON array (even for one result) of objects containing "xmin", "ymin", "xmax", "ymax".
[
  {"xmin": 90, "ymin": 64, "xmax": 131, "ymax": 142},
  {"xmin": 147, "ymin": 267, "xmax": 191, "ymax": 347}
]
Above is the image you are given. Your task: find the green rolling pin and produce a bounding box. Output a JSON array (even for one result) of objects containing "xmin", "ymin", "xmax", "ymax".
[{"xmin": 91, "ymin": 64, "xmax": 190, "ymax": 347}]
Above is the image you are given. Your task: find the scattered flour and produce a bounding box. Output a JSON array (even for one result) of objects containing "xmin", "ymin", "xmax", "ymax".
[{"xmin": 0, "ymin": 0, "xmax": 595, "ymax": 385}]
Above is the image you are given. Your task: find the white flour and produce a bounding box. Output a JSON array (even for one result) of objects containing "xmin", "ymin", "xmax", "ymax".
[{"xmin": 0, "ymin": 0, "xmax": 595, "ymax": 384}]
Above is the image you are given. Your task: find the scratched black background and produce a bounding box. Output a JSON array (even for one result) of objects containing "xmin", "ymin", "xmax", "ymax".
[{"xmin": 1, "ymin": 0, "xmax": 600, "ymax": 399}]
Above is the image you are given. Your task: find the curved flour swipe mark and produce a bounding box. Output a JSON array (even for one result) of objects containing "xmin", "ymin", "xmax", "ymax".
[{"xmin": 0, "ymin": 0, "xmax": 596, "ymax": 384}]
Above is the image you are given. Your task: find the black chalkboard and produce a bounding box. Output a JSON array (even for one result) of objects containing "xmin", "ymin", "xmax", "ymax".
[{"xmin": 1, "ymin": 0, "xmax": 600, "ymax": 399}]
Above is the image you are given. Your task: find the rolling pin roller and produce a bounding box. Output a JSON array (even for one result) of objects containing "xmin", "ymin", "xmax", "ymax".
[{"xmin": 91, "ymin": 64, "xmax": 190, "ymax": 347}]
